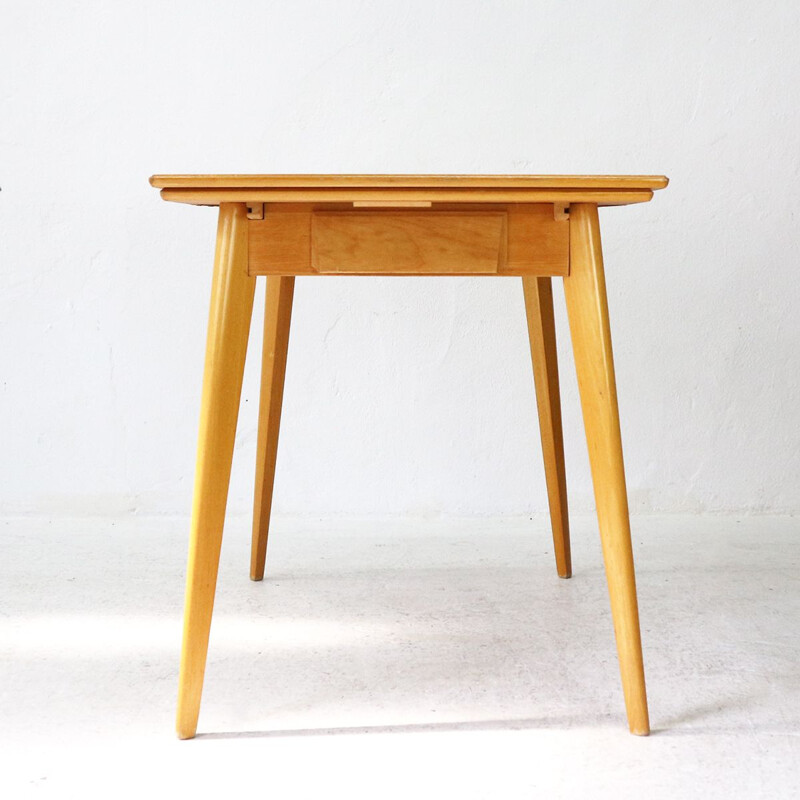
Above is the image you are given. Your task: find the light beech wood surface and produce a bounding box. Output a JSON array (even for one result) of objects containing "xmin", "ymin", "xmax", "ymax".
[
  {"xmin": 523, "ymin": 276, "xmax": 571, "ymax": 578},
  {"xmin": 157, "ymin": 175, "xmax": 665, "ymax": 738},
  {"xmin": 563, "ymin": 204, "xmax": 650, "ymax": 735},
  {"xmin": 247, "ymin": 204, "xmax": 569, "ymax": 276},
  {"xmin": 176, "ymin": 204, "xmax": 255, "ymax": 740},
  {"xmin": 251, "ymin": 277, "xmax": 295, "ymax": 581},
  {"xmin": 151, "ymin": 174, "xmax": 667, "ymax": 207},
  {"xmin": 150, "ymin": 173, "xmax": 668, "ymax": 189}
]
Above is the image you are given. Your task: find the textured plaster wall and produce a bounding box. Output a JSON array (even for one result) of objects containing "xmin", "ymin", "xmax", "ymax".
[{"xmin": 1, "ymin": 1, "xmax": 799, "ymax": 516}]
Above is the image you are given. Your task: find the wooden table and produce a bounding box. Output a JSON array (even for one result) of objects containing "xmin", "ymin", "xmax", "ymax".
[{"xmin": 150, "ymin": 174, "xmax": 668, "ymax": 739}]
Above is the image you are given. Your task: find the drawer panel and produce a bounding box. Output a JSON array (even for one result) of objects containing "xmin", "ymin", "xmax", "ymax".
[
  {"xmin": 311, "ymin": 211, "xmax": 506, "ymax": 274},
  {"xmin": 247, "ymin": 204, "xmax": 569, "ymax": 276}
]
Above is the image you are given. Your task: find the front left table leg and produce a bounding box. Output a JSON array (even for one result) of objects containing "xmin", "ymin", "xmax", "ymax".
[{"xmin": 176, "ymin": 203, "xmax": 256, "ymax": 739}]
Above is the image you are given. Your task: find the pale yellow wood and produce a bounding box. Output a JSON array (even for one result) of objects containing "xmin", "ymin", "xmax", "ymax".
[
  {"xmin": 151, "ymin": 174, "xmax": 667, "ymax": 209},
  {"xmin": 312, "ymin": 211, "xmax": 506, "ymax": 274},
  {"xmin": 353, "ymin": 201, "xmax": 432, "ymax": 208},
  {"xmin": 522, "ymin": 277, "xmax": 571, "ymax": 578},
  {"xmin": 554, "ymin": 203, "xmax": 570, "ymax": 221},
  {"xmin": 563, "ymin": 203, "xmax": 649, "ymax": 735},
  {"xmin": 247, "ymin": 204, "xmax": 569, "ymax": 276},
  {"xmin": 506, "ymin": 204, "xmax": 568, "ymax": 276},
  {"xmin": 176, "ymin": 203, "xmax": 256, "ymax": 740},
  {"xmin": 150, "ymin": 174, "xmax": 669, "ymax": 190},
  {"xmin": 248, "ymin": 208, "xmax": 312, "ymax": 275},
  {"xmin": 152, "ymin": 174, "xmax": 666, "ymax": 737},
  {"xmin": 251, "ymin": 276, "xmax": 295, "ymax": 581},
  {"xmin": 159, "ymin": 187, "xmax": 655, "ymax": 207}
]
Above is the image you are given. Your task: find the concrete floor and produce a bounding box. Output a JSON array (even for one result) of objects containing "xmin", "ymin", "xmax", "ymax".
[{"xmin": 1, "ymin": 514, "xmax": 798, "ymax": 798}]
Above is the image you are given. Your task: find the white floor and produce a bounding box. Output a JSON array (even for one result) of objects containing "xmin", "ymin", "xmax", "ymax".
[{"xmin": 1, "ymin": 514, "xmax": 798, "ymax": 798}]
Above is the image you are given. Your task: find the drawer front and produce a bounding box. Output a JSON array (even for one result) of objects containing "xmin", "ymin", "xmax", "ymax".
[
  {"xmin": 311, "ymin": 211, "xmax": 506, "ymax": 274},
  {"xmin": 247, "ymin": 204, "xmax": 569, "ymax": 276}
]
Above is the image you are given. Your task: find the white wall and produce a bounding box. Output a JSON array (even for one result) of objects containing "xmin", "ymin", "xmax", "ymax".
[{"xmin": 2, "ymin": 0, "xmax": 799, "ymax": 517}]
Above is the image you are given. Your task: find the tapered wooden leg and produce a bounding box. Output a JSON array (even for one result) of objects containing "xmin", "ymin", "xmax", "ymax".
[
  {"xmin": 563, "ymin": 203, "xmax": 649, "ymax": 736},
  {"xmin": 522, "ymin": 276, "xmax": 571, "ymax": 578},
  {"xmin": 176, "ymin": 204, "xmax": 256, "ymax": 740},
  {"xmin": 250, "ymin": 276, "xmax": 295, "ymax": 581}
]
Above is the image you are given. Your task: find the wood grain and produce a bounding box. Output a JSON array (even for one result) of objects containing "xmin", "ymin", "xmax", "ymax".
[
  {"xmin": 247, "ymin": 204, "xmax": 568, "ymax": 276},
  {"xmin": 563, "ymin": 203, "xmax": 649, "ymax": 735},
  {"xmin": 153, "ymin": 174, "xmax": 665, "ymax": 738},
  {"xmin": 159, "ymin": 187, "xmax": 655, "ymax": 207},
  {"xmin": 176, "ymin": 203, "xmax": 256, "ymax": 740},
  {"xmin": 151, "ymin": 174, "xmax": 669, "ymax": 190},
  {"xmin": 152, "ymin": 174, "xmax": 667, "ymax": 208},
  {"xmin": 523, "ymin": 276, "xmax": 571, "ymax": 578},
  {"xmin": 251, "ymin": 276, "xmax": 295, "ymax": 581},
  {"xmin": 312, "ymin": 211, "xmax": 506, "ymax": 274}
]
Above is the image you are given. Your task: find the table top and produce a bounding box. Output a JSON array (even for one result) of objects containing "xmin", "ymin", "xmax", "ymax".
[{"xmin": 150, "ymin": 174, "xmax": 668, "ymax": 206}]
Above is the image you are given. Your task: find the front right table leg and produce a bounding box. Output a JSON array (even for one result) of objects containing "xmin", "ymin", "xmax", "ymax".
[{"xmin": 563, "ymin": 203, "xmax": 650, "ymax": 735}]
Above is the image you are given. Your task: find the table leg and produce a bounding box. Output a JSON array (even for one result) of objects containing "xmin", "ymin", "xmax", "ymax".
[
  {"xmin": 522, "ymin": 276, "xmax": 571, "ymax": 578},
  {"xmin": 563, "ymin": 203, "xmax": 650, "ymax": 735},
  {"xmin": 176, "ymin": 203, "xmax": 256, "ymax": 739},
  {"xmin": 251, "ymin": 276, "xmax": 295, "ymax": 580}
]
